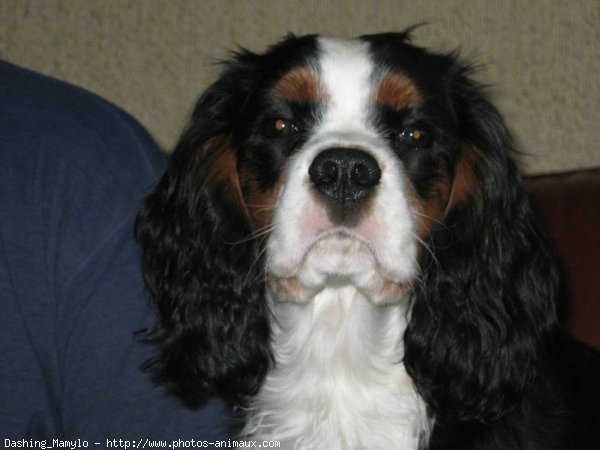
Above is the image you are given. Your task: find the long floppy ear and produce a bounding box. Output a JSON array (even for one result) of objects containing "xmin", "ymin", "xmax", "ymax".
[
  {"xmin": 135, "ymin": 55, "xmax": 271, "ymax": 406},
  {"xmin": 404, "ymin": 65, "xmax": 560, "ymax": 423}
]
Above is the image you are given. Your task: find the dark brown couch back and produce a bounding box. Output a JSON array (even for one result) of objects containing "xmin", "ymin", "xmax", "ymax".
[{"xmin": 526, "ymin": 168, "xmax": 600, "ymax": 350}]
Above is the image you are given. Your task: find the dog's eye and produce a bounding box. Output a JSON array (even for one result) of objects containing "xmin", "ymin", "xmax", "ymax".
[
  {"xmin": 397, "ymin": 126, "xmax": 433, "ymax": 149},
  {"xmin": 263, "ymin": 118, "xmax": 299, "ymax": 138}
]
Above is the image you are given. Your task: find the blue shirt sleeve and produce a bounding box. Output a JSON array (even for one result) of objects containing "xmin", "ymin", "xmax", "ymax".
[{"xmin": 0, "ymin": 60, "xmax": 231, "ymax": 442}]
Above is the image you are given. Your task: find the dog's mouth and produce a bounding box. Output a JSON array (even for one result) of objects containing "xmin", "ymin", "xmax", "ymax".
[{"xmin": 266, "ymin": 229, "xmax": 412, "ymax": 304}]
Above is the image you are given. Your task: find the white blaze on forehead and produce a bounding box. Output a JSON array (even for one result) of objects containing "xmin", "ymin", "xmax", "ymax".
[{"xmin": 317, "ymin": 37, "xmax": 373, "ymax": 134}]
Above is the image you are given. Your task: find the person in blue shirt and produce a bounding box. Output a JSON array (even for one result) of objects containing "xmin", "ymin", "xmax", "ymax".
[{"xmin": 0, "ymin": 60, "xmax": 230, "ymax": 443}]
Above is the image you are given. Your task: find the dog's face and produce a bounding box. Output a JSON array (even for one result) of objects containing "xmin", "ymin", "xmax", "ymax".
[
  {"xmin": 137, "ymin": 33, "xmax": 558, "ymax": 419},
  {"xmin": 226, "ymin": 35, "xmax": 477, "ymax": 305}
]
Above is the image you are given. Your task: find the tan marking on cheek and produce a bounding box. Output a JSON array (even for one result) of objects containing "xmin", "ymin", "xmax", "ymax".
[
  {"xmin": 273, "ymin": 68, "xmax": 325, "ymax": 102},
  {"xmin": 238, "ymin": 167, "xmax": 286, "ymax": 231},
  {"xmin": 407, "ymin": 174, "xmax": 451, "ymax": 246},
  {"xmin": 405, "ymin": 147, "xmax": 487, "ymax": 260},
  {"xmin": 373, "ymin": 72, "xmax": 421, "ymax": 110},
  {"xmin": 200, "ymin": 135, "xmax": 246, "ymax": 210},
  {"xmin": 444, "ymin": 145, "xmax": 486, "ymax": 216}
]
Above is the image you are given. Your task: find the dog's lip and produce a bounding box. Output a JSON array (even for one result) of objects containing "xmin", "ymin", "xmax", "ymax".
[
  {"xmin": 307, "ymin": 226, "xmax": 375, "ymax": 254},
  {"xmin": 268, "ymin": 226, "xmax": 389, "ymax": 279},
  {"xmin": 265, "ymin": 229, "xmax": 412, "ymax": 304}
]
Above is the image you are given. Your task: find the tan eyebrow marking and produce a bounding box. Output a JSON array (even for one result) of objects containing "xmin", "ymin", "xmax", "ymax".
[
  {"xmin": 373, "ymin": 72, "xmax": 421, "ymax": 110},
  {"xmin": 274, "ymin": 68, "xmax": 325, "ymax": 102}
]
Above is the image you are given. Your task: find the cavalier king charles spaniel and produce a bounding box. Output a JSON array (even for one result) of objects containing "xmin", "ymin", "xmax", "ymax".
[{"xmin": 136, "ymin": 32, "xmax": 600, "ymax": 449}]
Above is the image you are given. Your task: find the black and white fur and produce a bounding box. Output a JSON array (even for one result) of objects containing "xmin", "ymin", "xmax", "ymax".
[{"xmin": 136, "ymin": 32, "xmax": 600, "ymax": 449}]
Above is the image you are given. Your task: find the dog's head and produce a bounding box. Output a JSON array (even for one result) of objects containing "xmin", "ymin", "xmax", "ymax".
[{"xmin": 136, "ymin": 32, "xmax": 559, "ymax": 422}]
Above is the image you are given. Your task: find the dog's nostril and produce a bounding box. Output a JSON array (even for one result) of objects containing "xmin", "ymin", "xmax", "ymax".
[
  {"xmin": 309, "ymin": 156, "xmax": 337, "ymax": 186},
  {"xmin": 308, "ymin": 148, "xmax": 381, "ymax": 205},
  {"xmin": 352, "ymin": 163, "xmax": 377, "ymax": 186},
  {"xmin": 320, "ymin": 161, "xmax": 338, "ymax": 184}
]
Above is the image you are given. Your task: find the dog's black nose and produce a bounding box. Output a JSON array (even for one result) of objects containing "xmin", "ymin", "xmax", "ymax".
[{"xmin": 309, "ymin": 148, "xmax": 381, "ymax": 206}]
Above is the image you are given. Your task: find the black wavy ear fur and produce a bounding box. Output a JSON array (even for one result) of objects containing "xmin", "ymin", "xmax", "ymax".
[
  {"xmin": 404, "ymin": 63, "xmax": 560, "ymax": 424},
  {"xmin": 135, "ymin": 54, "xmax": 271, "ymax": 406}
]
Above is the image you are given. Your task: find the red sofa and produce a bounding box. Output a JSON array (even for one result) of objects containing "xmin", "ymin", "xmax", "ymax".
[{"xmin": 526, "ymin": 168, "xmax": 600, "ymax": 350}]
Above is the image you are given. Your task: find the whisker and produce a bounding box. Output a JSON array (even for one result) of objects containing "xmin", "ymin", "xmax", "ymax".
[
  {"xmin": 413, "ymin": 232, "xmax": 440, "ymax": 271},
  {"xmin": 409, "ymin": 272, "xmax": 427, "ymax": 296},
  {"xmin": 410, "ymin": 211, "xmax": 448, "ymax": 230},
  {"xmin": 246, "ymin": 202, "xmax": 277, "ymax": 209},
  {"xmin": 246, "ymin": 244, "xmax": 271, "ymax": 285},
  {"xmin": 225, "ymin": 224, "xmax": 275, "ymax": 245},
  {"xmin": 246, "ymin": 203, "xmax": 277, "ymax": 216}
]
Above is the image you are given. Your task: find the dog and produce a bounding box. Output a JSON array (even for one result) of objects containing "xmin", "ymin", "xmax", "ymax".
[{"xmin": 135, "ymin": 32, "xmax": 600, "ymax": 449}]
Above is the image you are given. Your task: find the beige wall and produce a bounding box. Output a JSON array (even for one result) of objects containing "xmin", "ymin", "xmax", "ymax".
[{"xmin": 1, "ymin": 0, "xmax": 598, "ymax": 174}]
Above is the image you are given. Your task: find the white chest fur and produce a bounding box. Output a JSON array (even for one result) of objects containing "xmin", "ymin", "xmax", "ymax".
[{"xmin": 243, "ymin": 286, "xmax": 430, "ymax": 449}]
